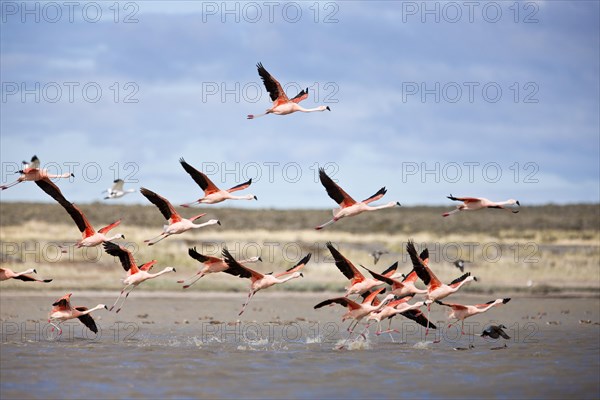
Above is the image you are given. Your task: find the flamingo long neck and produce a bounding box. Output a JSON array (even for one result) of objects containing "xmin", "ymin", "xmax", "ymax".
[
  {"xmin": 106, "ymin": 234, "xmax": 123, "ymax": 241},
  {"xmin": 277, "ymin": 274, "xmax": 300, "ymax": 284},
  {"xmin": 81, "ymin": 304, "xmax": 106, "ymax": 315},
  {"xmin": 228, "ymin": 194, "xmax": 255, "ymax": 200},
  {"xmin": 479, "ymin": 301, "xmax": 501, "ymax": 313},
  {"xmin": 296, "ymin": 105, "xmax": 325, "ymax": 113},
  {"xmin": 148, "ymin": 268, "xmax": 174, "ymax": 279},
  {"xmin": 46, "ymin": 172, "xmax": 72, "ymax": 179},
  {"xmin": 453, "ymin": 278, "xmax": 473, "ymax": 291},
  {"xmin": 192, "ymin": 221, "xmax": 218, "ymax": 229},
  {"xmin": 366, "ymin": 202, "xmax": 398, "ymax": 211}
]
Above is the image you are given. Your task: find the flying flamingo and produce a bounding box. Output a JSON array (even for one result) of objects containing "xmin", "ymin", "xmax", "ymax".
[
  {"xmin": 0, "ymin": 155, "xmax": 73, "ymax": 191},
  {"xmin": 316, "ymin": 168, "xmax": 400, "ymax": 230},
  {"xmin": 365, "ymin": 295, "xmax": 434, "ymax": 339},
  {"xmin": 221, "ymin": 247, "xmax": 311, "ymax": 316},
  {"xmin": 326, "ymin": 241, "xmax": 396, "ymax": 296},
  {"xmin": 177, "ymin": 247, "xmax": 262, "ymax": 289},
  {"xmin": 37, "ymin": 178, "xmax": 124, "ymax": 248},
  {"xmin": 140, "ymin": 187, "xmax": 221, "ymax": 246},
  {"xmin": 0, "ymin": 268, "xmax": 52, "ymax": 283},
  {"xmin": 247, "ymin": 62, "xmax": 331, "ymax": 119},
  {"xmin": 179, "ymin": 158, "xmax": 257, "ymax": 206},
  {"xmin": 314, "ymin": 288, "xmax": 395, "ymax": 348},
  {"xmin": 360, "ymin": 264, "xmax": 428, "ymax": 298},
  {"xmin": 436, "ymin": 298, "xmax": 511, "ymax": 335},
  {"xmin": 443, "ymin": 194, "xmax": 520, "ymax": 217},
  {"xmin": 48, "ymin": 293, "xmax": 107, "ymax": 336},
  {"xmin": 103, "ymin": 241, "xmax": 176, "ymax": 312},
  {"xmin": 406, "ymin": 240, "xmax": 477, "ymax": 336},
  {"xmin": 103, "ymin": 179, "xmax": 136, "ymax": 199}
]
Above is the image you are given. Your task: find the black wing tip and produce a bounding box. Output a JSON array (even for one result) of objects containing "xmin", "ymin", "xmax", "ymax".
[
  {"xmin": 299, "ymin": 253, "xmax": 312, "ymax": 266},
  {"xmin": 450, "ymin": 272, "xmax": 471, "ymax": 285}
]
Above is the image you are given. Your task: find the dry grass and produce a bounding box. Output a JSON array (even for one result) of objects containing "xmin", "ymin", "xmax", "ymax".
[{"xmin": 0, "ymin": 202, "xmax": 598, "ymax": 294}]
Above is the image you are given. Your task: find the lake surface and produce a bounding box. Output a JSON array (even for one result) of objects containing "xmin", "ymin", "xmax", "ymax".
[{"xmin": 1, "ymin": 292, "xmax": 599, "ymax": 399}]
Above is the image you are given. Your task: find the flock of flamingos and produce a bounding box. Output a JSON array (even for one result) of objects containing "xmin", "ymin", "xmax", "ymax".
[{"xmin": 0, "ymin": 63, "xmax": 520, "ymax": 347}]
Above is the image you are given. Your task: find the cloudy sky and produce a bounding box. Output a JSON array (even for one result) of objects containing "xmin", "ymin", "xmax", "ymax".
[{"xmin": 1, "ymin": 1, "xmax": 598, "ymax": 209}]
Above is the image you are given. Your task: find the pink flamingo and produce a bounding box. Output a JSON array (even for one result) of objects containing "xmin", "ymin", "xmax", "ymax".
[
  {"xmin": 48, "ymin": 293, "xmax": 107, "ymax": 336},
  {"xmin": 0, "ymin": 267, "xmax": 52, "ymax": 283},
  {"xmin": 361, "ymin": 249, "xmax": 430, "ymax": 298},
  {"xmin": 103, "ymin": 241, "xmax": 176, "ymax": 312},
  {"xmin": 326, "ymin": 242, "xmax": 396, "ymax": 296},
  {"xmin": 177, "ymin": 247, "xmax": 262, "ymax": 289},
  {"xmin": 179, "ymin": 158, "xmax": 257, "ymax": 206},
  {"xmin": 366, "ymin": 295, "xmax": 434, "ymax": 339},
  {"xmin": 406, "ymin": 240, "xmax": 477, "ymax": 336},
  {"xmin": 314, "ymin": 288, "xmax": 395, "ymax": 348},
  {"xmin": 222, "ymin": 247, "xmax": 311, "ymax": 316},
  {"xmin": 443, "ymin": 194, "xmax": 520, "ymax": 217},
  {"xmin": 247, "ymin": 62, "xmax": 331, "ymax": 119},
  {"xmin": 140, "ymin": 187, "xmax": 221, "ymax": 246},
  {"xmin": 38, "ymin": 177, "xmax": 124, "ymax": 248},
  {"xmin": 436, "ymin": 298, "xmax": 511, "ymax": 335},
  {"xmin": 1, "ymin": 155, "xmax": 73, "ymax": 191},
  {"xmin": 316, "ymin": 168, "xmax": 400, "ymax": 230}
]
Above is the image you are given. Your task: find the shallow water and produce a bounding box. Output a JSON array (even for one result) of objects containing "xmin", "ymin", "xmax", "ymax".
[{"xmin": 1, "ymin": 293, "xmax": 599, "ymax": 399}]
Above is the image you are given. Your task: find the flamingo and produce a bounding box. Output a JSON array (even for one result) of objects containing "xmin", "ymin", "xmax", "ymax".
[
  {"xmin": 179, "ymin": 158, "xmax": 257, "ymax": 206},
  {"xmin": 221, "ymin": 247, "xmax": 311, "ymax": 316},
  {"xmin": 0, "ymin": 267, "xmax": 52, "ymax": 283},
  {"xmin": 39, "ymin": 180, "xmax": 123, "ymax": 247},
  {"xmin": 326, "ymin": 241, "xmax": 396, "ymax": 296},
  {"xmin": 140, "ymin": 187, "xmax": 221, "ymax": 246},
  {"xmin": 314, "ymin": 288, "xmax": 395, "ymax": 348},
  {"xmin": 0, "ymin": 155, "xmax": 73, "ymax": 191},
  {"xmin": 178, "ymin": 247, "xmax": 262, "ymax": 289},
  {"xmin": 436, "ymin": 298, "xmax": 511, "ymax": 335},
  {"xmin": 443, "ymin": 194, "xmax": 520, "ymax": 217},
  {"xmin": 406, "ymin": 240, "xmax": 477, "ymax": 336},
  {"xmin": 103, "ymin": 179, "xmax": 136, "ymax": 199},
  {"xmin": 360, "ymin": 264, "xmax": 428, "ymax": 298},
  {"xmin": 365, "ymin": 295, "xmax": 434, "ymax": 339},
  {"xmin": 247, "ymin": 62, "xmax": 331, "ymax": 119},
  {"xmin": 369, "ymin": 250, "xmax": 389, "ymax": 265},
  {"xmin": 48, "ymin": 293, "xmax": 107, "ymax": 336},
  {"xmin": 481, "ymin": 324, "xmax": 511, "ymax": 340},
  {"xmin": 316, "ymin": 168, "xmax": 400, "ymax": 230},
  {"xmin": 36, "ymin": 177, "xmax": 124, "ymax": 248},
  {"xmin": 103, "ymin": 241, "xmax": 176, "ymax": 313}
]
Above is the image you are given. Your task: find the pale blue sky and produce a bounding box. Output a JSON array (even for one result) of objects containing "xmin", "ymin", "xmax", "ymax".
[{"xmin": 1, "ymin": 1, "xmax": 598, "ymax": 208}]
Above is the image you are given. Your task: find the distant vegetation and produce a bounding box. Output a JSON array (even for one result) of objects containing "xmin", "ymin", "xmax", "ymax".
[
  {"xmin": 0, "ymin": 202, "xmax": 598, "ymax": 294},
  {"xmin": 1, "ymin": 202, "xmax": 598, "ymax": 234}
]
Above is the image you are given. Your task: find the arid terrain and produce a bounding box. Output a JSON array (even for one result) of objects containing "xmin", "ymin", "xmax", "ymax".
[{"xmin": 1, "ymin": 202, "xmax": 598, "ymax": 295}]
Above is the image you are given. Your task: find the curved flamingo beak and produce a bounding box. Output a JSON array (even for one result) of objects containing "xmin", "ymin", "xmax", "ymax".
[
  {"xmin": 300, "ymin": 273, "xmax": 304, "ymax": 277},
  {"xmin": 326, "ymin": 106, "xmax": 331, "ymax": 111},
  {"xmin": 396, "ymin": 202, "xmax": 401, "ymax": 206},
  {"xmin": 258, "ymin": 257, "xmax": 263, "ymax": 262},
  {"xmin": 253, "ymin": 196, "xmax": 258, "ymax": 200},
  {"xmin": 516, "ymin": 200, "xmax": 520, "ymax": 206}
]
